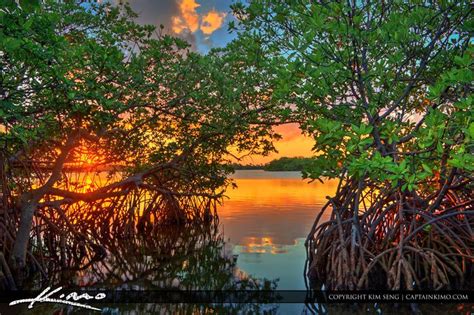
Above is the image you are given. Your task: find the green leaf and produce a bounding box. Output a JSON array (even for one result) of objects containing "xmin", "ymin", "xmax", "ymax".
[
  {"xmin": 468, "ymin": 122, "xmax": 474, "ymax": 139},
  {"xmin": 421, "ymin": 163, "xmax": 432, "ymax": 173}
]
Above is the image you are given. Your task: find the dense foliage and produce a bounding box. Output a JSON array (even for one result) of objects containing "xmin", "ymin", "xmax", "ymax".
[
  {"xmin": 232, "ymin": 0, "xmax": 473, "ymax": 186},
  {"xmin": 232, "ymin": 0, "xmax": 473, "ymax": 290},
  {"xmin": 0, "ymin": 0, "xmax": 283, "ymax": 270}
]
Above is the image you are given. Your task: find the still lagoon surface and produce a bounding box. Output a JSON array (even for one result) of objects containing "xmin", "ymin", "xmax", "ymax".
[{"xmin": 219, "ymin": 170, "xmax": 337, "ymax": 312}]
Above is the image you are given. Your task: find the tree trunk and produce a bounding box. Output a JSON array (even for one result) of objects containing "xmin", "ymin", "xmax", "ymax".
[
  {"xmin": 11, "ymin": 195, "xmax": 40, "ymax": 269},
  {"xmin": 10, "ymin": 134, "xmax": 78, "ymax": 270}
]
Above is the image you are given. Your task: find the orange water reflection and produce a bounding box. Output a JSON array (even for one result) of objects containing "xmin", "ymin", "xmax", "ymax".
[
  {"xmin": 218, "ymin": 170, "xmax": 337, "ymax": 290},
  {"xmin": 239, "ymin": 236, "xmax": 293, "ymax": 254},
  {"xmin": 219, "ymin": 171, "xmax": 337, "ymax": 246}
]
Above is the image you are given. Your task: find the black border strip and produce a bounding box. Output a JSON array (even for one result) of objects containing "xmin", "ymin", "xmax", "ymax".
[{"xmin": 1, "ymin": 290, "xmax": 473, "ymax": 304}]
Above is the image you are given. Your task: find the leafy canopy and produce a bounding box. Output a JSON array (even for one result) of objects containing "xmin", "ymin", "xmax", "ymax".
[
  {"xmin": 0, "ymin": 0, "xmax": 283, "ymax": 196},
  {"xmin": 232, "ymin": 0, "xmax": 473, "ymax": 192}
]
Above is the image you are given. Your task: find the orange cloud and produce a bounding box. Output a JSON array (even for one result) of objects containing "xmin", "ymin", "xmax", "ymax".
[
  {"xmin": 171, "ymin": 1, "xmax": 227, "ymax": 36},
  {"xmin": 172, "ymin": 0, "xmax": 200, "ymax": 34},
  {"xmin": 201, "ymin": 10, "xmax": 226, "ymax": 35}
]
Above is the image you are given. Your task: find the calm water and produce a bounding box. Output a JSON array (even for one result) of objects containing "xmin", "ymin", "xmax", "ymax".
[
  {"xmin": 218, "ymin": 170, "xmax": 337, "ymax": 313},
  {"xmin": 217, "ymin": 170, "xmax": 336, "ymax": 312}
]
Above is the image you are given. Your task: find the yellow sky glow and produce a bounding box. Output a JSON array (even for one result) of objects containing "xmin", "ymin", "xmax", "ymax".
[{"xmin": 233, "ymin": 123, "xmax": 315, "ymax": 164}]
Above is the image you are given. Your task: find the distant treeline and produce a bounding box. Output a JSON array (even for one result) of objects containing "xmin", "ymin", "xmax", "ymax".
[
  {"xmin": 231, "ymin": 157, "xmax": 312, "ymax": 171},
  {"xmin": 264, "ymin": 157, "xmax": 312, "ymax": 171},
  {"xmin": 230, "ymin": 163, "xmax": 264, "ymax": 170}
]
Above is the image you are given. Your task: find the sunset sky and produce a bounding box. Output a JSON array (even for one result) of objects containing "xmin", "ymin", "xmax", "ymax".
[{"xmin": 122, "ymin": 0, "xmax": 314, "ymax": 164}]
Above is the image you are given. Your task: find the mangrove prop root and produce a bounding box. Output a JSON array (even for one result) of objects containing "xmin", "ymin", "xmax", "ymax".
[
  {"xmin": 0, "ymin": 159, "xmax": 221, "ymax": 289},
  {"xmin": 305, "ymin": 175, "xmax": 474, "ymax": 290}
]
